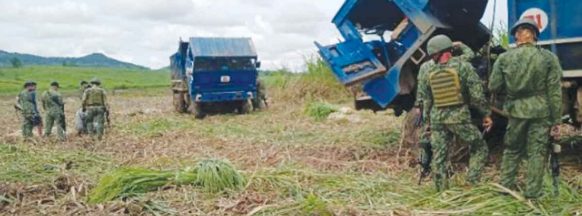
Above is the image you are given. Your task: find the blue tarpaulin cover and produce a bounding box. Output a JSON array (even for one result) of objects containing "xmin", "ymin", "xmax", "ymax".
[{"xmin": 189, "ymin": 37, "xmax": 257, "ymax": 58}]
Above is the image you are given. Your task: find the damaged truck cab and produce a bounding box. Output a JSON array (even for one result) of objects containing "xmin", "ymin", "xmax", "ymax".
[{"xmin": 316, "ymin": 0, "xmax": 491, "ymax": 114}]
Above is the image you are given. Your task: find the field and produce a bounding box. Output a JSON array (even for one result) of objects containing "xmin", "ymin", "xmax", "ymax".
[
  {"xmin": 0, "ymin": 66, "xmax": 168, "ymax": 96},
  {"xmin": 1, "ymin": 64, "xmax": 582, "ymax": 215}
]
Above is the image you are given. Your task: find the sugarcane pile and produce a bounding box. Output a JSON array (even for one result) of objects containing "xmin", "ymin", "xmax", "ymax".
[{"xmin": 88, "ymin": 159, "xmax": 245, "ymax": 204}]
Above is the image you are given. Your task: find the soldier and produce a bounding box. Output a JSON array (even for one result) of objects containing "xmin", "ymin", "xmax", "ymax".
[
  {"xmin": 16, "ymin": 81, "xmax": 42, "ymax": 138},
  {"xmin": 417, "ymin": 35, "xmax": 492, "ymax": 191},
  {"xmin": 252, "ymin": 79, "xmax": 267, "ymax": 110},
  {"xmin": 489, "ymin": 18, "xmax": 562, "ymax": 199},
  {"xmin": 41, "ymin": 81, "xmax": 66, "ymax": 140},
  {"xmin": 82, "ymin": 78, "xmax": 109, "ymax": 140},
  {"xmin": 77, "ymin": 80, "xmax": 91, "ymax": 135},
  {"xmin": 79, "ymin": 80, "xmax": 90, "ymax": 99}
]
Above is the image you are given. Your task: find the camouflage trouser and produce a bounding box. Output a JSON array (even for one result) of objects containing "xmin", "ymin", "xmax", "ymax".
[
  {"xmin": 431, "ymin": 123, "xmax": 489, "ymax": 191},
  {"xmin": 44, "ymin": 112, "xmax": 65, "ymax": 140},
  {"xmin": 500, "ymin": 118, "xmax": 550, "ymax": 198},
  {"xmin": 86, "ymin": 106, "xmax": 105, "ymax": 140},
  {"xmin": 21, "ymin": 115, "xmax": 34, "ymax": 138}
]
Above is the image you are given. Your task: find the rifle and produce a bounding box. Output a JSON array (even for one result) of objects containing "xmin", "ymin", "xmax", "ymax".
[
  {"xmin": 104, "ymin": 107, "xmax": 111, "ymax": 127},
  {"xmin": 549, "ymin": 138, "xmax": 560, "ymax": 196},
  {"xmin": 418, "ymin": 137, "xmax": 433, "ymax": 185},
  {"xmin": 416, "ymin": 100, "xmax": 433, "ymax": 185}
]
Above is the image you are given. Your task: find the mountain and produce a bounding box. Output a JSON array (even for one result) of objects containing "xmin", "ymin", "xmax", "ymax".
[{"xmin": 0, "ymin": 50, "xmax": 148, "ymax": 69}]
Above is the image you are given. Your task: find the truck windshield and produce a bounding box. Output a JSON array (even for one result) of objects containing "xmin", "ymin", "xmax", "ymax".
[{"xmin": 194, "ymin": 58, "xmax": 255, "ymax": 72}]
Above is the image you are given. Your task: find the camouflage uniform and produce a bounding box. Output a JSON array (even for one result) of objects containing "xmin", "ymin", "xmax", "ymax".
[
  {"xmin": 82, "ymin": 80, "xmax": 108, "ymax": 140},
  {"xmin": 79, "ymin": 81, "xmax": 91, "ymax": 134},
  {"xmin": 489, "ymin": 43, "xmax": 562, "ymax": 198},
  {"xmin": 252, "ymin": 80, "xmax": 267, "ymax": 110},
  {"xmin": 41, "ymin": 89, "xmax": 65, "ymax": 140},
  {"xmin": 417, "ymin": 52, "xmax": 490, "ymax": 191},
  {"xmin": 17, "ymin": 89, "xmax": 40, "ymax": 138}
]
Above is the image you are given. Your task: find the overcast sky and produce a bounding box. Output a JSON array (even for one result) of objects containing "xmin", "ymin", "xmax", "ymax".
[{"xmin": 0, "ymin": 0, "xmax": 507, "ymax": 70}]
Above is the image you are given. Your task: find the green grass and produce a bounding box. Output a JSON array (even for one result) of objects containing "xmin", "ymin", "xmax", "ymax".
[
  {"xmin": 0, "ymin": 143, "xmax": 112, "ymax": 184},
  {"xmin": 0, "ymin": 66, "xmax": 169, "ymax": 95},
  {"xmin": 261, "ymin": 58, "xmax": 350, "ymax": 103}
]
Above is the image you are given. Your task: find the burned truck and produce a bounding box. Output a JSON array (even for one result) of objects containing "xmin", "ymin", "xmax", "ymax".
[
  {"xmin": 170, "ymin": 37, "xmax": 264, "ymax": 118},
  {"xmin": 316, "ymin": 0, "xmax": 582, "ymax": 126}
]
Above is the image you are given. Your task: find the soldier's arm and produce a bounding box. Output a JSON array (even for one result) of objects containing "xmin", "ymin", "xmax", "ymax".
[
  {"xmin": 41, "ymin": 92, "xmax": 48, "ymax": 111},
  {"xmin": 417, "ymin": 64, "xmax": 432, "ymax": 122},
  {"xmin": 102, "ymin": 90, "xmax": 109, "ymax": 109},
  {"xmin": 464, "ymin": 63, "xmax": 491, "ymax": 116},
  {"xmin": 488, "ymin": 54, "xmax": 505, "ymax": 94},
  {"xmin": 546, "ymin": 53, "xmax": 563, "ymax": 125},
  {"xmin": 81, "ymin": 90, "xmax": 88, "ymax": 109},
  {"xmin": 454, "ymin": 42, "xmax": 475, "ymax": 62},
  {"xmin": 15, "ymin": 95, "xmax": 22, "ymax": 110}
]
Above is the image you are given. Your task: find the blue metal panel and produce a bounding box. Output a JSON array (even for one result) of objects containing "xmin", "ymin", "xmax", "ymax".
[
  {"xmin": 508, "ymin": 0, "xmax": 582, "ymax": 72},
  {"xmin": 198, "ymin": 91, "xmax": 254, "ymax": 102},
  {"xmin": 316, "ymin": 0, "xmax": 490, "ymax": 108},
  {"xmin": 315, "ymin": 40, "xmax": 386, "ymax": 86},
  {"xmin": 189, "ymin": 37, "xmax": 257, "ymax": 58},
  {"xmin": 509, "ymin": 0, "xmax": 582, "ymax": 41},
  {"xmin": 190, "ymin": 70, "xmax": 257, "ymax": 102}
]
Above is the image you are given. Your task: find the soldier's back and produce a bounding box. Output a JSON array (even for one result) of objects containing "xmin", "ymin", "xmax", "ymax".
[{"xmin": 496, "ymin": 45, "xmax": 556, "ymax": 95}]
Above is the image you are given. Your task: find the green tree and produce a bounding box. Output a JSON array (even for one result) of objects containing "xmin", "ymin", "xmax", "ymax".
[
  {"xmin": 492, "ymin": 22, "xmax": 510, "ymax": 49},
  {"xmin": 10, "ymin": 57, "xmax": 22, "ymax": 68}
]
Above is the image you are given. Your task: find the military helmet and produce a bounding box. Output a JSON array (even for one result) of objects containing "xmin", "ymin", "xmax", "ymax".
[
  {"xmin": 80, "ymin": 80, "xmax": 88, "ymax": 85},
  {"xmin": 511, "ymin": 18, "xmax": 540, "ymax": 38},
  {"xmin": 23, "ymin": 80, "xmax": 37, "ymax": 88},
  {"xmin": 50, "ymin": 81, "xmax": 59, "ymax": 87},
  {"xmin": 427, "ymin": 34, "xmax": 453, "ymax": 56},
  {"xmin": 90, "ymin": 78, "xmax": 101, "ymax": 85}
]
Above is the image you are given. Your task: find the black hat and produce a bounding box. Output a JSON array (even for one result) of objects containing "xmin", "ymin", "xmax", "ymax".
[
  {"xmin": 50, "ymin": 81, "xmax": 59, "ymax": 87},
  {"xmin": 23, "ymin": 80, "xmax": 37, "ymax": 88},
  {"xmin": 90, "ymin": 78, "xmax": 101, "ymax": 85}
]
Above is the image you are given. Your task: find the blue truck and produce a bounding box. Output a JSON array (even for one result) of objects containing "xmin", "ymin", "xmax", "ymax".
[
  {"xmin": 170, "ymin": 37, "xmax": 263, "ymax": 118},
  {"xmin": 316, "ymin": 0, "xmax": 582, "ymax": 124}
]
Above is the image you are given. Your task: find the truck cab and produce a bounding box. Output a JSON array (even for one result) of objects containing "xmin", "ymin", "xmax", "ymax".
[
  {"xmin": 170, "ymin": 37, "xmax": 261, "ymax": 118},
  {"xmin": 315, "ymin": 0, "xmax": 491, "ymax": 114}
]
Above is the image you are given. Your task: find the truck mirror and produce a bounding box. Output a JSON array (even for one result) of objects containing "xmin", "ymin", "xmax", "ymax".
[{"xmin": 256, "ymin": 61, "xmax": 262, "ymax": 68}]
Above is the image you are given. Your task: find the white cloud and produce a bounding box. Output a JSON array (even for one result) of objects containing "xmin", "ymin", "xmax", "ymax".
[{"xmin": 0, "ymin": 0, "xmax": 504, "ymax": 70}]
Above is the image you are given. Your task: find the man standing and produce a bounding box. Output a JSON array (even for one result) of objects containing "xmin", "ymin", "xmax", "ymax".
[
  {"xmin": 489, "ymin": 18, "xmax": 562, "ymax": 199},
  {"xmin": 79, "ymin": 80, "xmax": 90, "ymax": 99},
  {"xmin": 16, "ymin": 81, "xmax": 42, "ymax": 139},
  {"xmin": 82, "ymin": 78, "xmax": 109, "ymax": 140},
  {"xmin": 417, "ymin": 35, "xmax": 492, "ymax": 191},
  {"xmin": 41, "ymin": 81, "xmax": 66, "ymax": 140}
]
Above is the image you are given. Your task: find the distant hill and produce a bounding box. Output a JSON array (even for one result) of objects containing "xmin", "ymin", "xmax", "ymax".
[{"xmin": 0, "ymin": 50, "xmax": 148, "ymax": 69}]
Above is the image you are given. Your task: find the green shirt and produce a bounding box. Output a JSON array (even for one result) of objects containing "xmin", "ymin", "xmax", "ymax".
[
  {"xmin": 17, "ymin": 90, "xmax": 38, "ymax": 117},
  {"xmin": 489, "ymin": 43, "xmax": 562, "ymax": 124},
  {"xmin": 41, "ymin": 89, "xmax": 64, "ymax": 115},
  {"xmin": 82, "ymin": 86, "xmax": 107, "ymax": 107},
  {"xmin": 417, "ymin": 57, "xmax": 491, "ymax": 124}
]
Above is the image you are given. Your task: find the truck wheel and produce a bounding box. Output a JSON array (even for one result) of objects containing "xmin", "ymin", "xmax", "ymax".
[
  {"xmin": 191, "ymin": 102, "xmax": 206, "ymax": 119},
  {"xmin": 173, "ymin": 92, "xmax": 186, "ymax": 113},
  {"xmin": 239, "ymin": 99, "xmax": 252, "ymax": 114}
]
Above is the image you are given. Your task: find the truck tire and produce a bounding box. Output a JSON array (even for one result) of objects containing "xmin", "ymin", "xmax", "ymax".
[
  {"xmin": 190, "ymin": 102, "xmax": 206, "ymax": 119},
  {"xmin": 239, "ymin": 99, "xmax": 252, "ymax": 114},
  {"xmin": 173, "ymin": 92, "xmax": 186, "ymax": 113}
]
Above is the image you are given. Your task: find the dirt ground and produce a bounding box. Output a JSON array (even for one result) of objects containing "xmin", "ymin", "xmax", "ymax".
[{"xmin": 1, "ymin": 89, "xmax": 581, "ymax": 215}]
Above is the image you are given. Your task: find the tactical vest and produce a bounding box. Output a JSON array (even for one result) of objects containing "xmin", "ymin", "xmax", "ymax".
[
  {"xmin": 86, "ymin": 88, "xmax": 105, "ymax": 106},
  {"xmin": 429, "ymin": 68, "xmax": 464, "ymax": 108}
]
